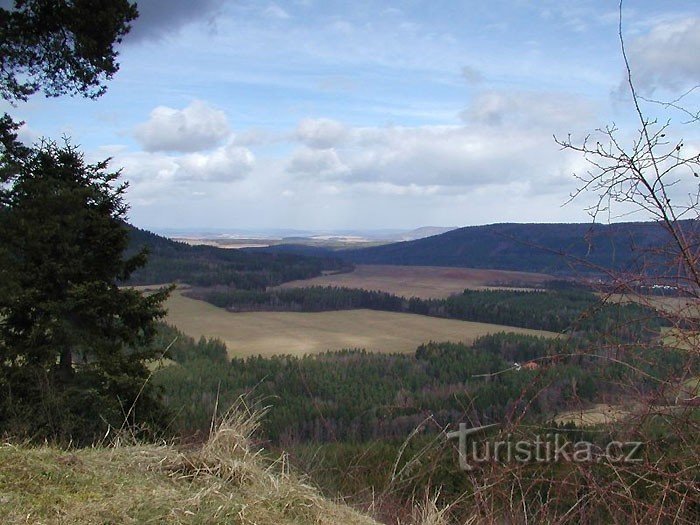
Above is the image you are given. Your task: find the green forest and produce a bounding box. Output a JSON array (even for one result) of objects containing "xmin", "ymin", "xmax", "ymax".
[
  {"xmin": 335, "ymin": 221, "xmax": 694, "ymax": 274},
  {"xmin": 153, "ymin": 323, "xmax": 691, "ymax": 444},
  {"xmin": 126, "ymin": 225, "xmax": 350, "ymax": 288},
  {"xmin": 188, "ymin": 285, "xmax": 664, "ymax": 334},
  {"xmin": 1, "ymin": 1, "xmax": 699, "ymax": 523},
  {"xmin": 149, "ymin": 319, "xmax": 698, "ymax": 514}
]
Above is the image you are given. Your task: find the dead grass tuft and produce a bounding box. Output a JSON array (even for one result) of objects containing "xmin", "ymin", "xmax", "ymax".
[{"xmin": 0, "ymin": 401, "xmax": 379, "ymax": 525}]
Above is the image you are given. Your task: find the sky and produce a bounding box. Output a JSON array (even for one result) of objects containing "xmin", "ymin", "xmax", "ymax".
[{"xmin": 5, "ymin": 0, "xmax": 700, "ymax": 231}]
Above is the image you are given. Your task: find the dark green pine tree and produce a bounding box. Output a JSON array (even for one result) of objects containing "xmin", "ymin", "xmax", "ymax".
[
  {"xmin": 0, "ymin": 120, "xmax": 171, "ymax": 442},
  {"xmin": 0, "ymin": 0, "xmax": 138, "ymax": 102}
]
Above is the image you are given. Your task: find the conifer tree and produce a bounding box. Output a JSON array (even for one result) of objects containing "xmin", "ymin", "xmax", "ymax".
[
  {"xmin": 0, "ymin": 121, "xmax": 170, "ymax": 441},
  {"xmin": 0, "ymin": 1, "xmax": 171, "ymax": 442}
]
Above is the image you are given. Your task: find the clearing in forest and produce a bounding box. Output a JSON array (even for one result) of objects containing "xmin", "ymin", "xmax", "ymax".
[
  {"xmin": 164, "ymin": 290, "xmax": 556, "ymax": 357},
  {"xmin": 276, "ymin": 264, "xmax": 553, "ymax": 300}
]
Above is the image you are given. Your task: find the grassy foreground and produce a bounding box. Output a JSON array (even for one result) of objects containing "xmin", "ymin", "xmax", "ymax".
[{"xmin": 0, "ymin": 409, "xmax": 380, "ymax": 525}]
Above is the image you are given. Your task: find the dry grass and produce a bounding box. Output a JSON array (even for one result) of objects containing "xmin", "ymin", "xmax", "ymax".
[
  {"xmin": 164, "ymin": 290, "xmax": 556, "ymax": 358},
  {"xmin": 0, "ymin": 401, "xmax": 479, "ymax": 525},
  {"xmin": 553, "ymin": 403, "xmax": 631, "ymax": 426},
  {"xmin": 660, "ymin": 327, "xmax": 700, "ymax": 351},
  {"xmin": 277, "ymin": 264, "xmax": 553, "ymax": 300},
  {"xmin": 399, "ymin": 493, "xmax": 462, "ymax": 525},
  {"xmin": 604, "ymin": 293, "xmax": 700, "ymax": 317},
  {"xmin": 0, "ymin": 402, "xmax": 381, "ymax": 525}
]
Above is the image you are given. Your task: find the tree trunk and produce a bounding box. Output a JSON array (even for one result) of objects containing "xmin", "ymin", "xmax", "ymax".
[{"xmin": 58, "ymin": 347, "xmax": 73, "ymax": 381}]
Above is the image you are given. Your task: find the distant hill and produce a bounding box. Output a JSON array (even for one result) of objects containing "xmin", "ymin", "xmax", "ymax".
[
  {"xmin": 125, "ymin": 225, "xmax": 347, "ymax": 288},
  {"xmin": 141, "ymin": 221, "xmax": 696, "ymax": 279},
  {"xmin": 242, "ymin": 242, "xmax": 341, "ymax": 258},
  {"xmin": 394, "ymin": 226, "xmax": 457, "ymax": 241},
  {"xmin": 339, "ymin": 221, "xmax": 695, "ymax": 275}
]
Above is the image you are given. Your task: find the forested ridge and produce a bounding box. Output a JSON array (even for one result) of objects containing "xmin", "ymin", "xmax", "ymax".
[
  {"xmin": 125, "ymin": 224, "xmax": 350, "ymax": 288},
  {"xmin": 339, "ymin": 221, "xmax": 691, "ymax": 272},
  {"xmin": 1, "ymin": 0, "xmax": 697, "ymax": 522},
  {"xmin": 248, "ymin": 221, "xmax": 698, "ymax": 275}
]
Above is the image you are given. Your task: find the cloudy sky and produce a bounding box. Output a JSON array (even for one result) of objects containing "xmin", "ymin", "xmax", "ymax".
[{"xmin": 6, "ymin": 0, "xmax": 700, "ymax": 231}]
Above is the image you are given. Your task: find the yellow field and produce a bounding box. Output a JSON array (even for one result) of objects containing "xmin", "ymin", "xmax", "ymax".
[
  {"xmin": 164, "ymin": 290, "xmax": 556, "ymax": 357},
  {"xmin": 277, "ymin": 264, "xmax": 553, "ymax": 300}
]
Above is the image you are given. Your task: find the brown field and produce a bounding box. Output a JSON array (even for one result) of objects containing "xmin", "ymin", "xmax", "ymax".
[
  {"xmin": 173, "ymin": 237, "xmax": 384, "ymax": 250},
  {"xmin": 175, "ymin": 238, "xmax": 273, "ymax": 249},
  {"xmin": 660, "ymin": 327, "xmax": 700, "ymax": 351},
  {"xmin": 164, "ymin": 290, "xmax": 556, "ymax": 357},
  {"xmin": 276, "ymin": 264, "xmax": 554, "ymax": 300},
  {"xmin": 554, "ymin": 404, "xmax": 630, "ymax": 426},
  {"xmin": 553, "ymin": 401, "xmax": 695, "ymax": 427},
  {"xmin": 604, "ymin": 293, "xmax": 700, "ymax": 317}
]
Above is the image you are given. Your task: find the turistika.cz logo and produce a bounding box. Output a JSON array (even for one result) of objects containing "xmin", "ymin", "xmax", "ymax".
[{"xmin": 447, "ymin": 423, "xmax": 643, "ymax": 471}]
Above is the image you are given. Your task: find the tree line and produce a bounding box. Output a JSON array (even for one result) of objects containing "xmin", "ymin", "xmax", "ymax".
[
  {"xmin": 126, "ymin": 225, "xmax": 351, "ymax": 288},
  {"xmin": 153, "ymin": 325, "xmax": 690, "ymax": 445},
  {"xmin": 189, "ymin": 285, "xmax": 666, "ymax": 335}
]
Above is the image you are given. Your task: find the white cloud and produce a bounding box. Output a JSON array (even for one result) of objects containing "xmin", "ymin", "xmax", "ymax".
[
  {"xmin": 356, "ymin": 182, "xmax": 442, "ymax": 196},
  {"xmin": 627, "ymin": 17, "xmax": 700, "ymax": 92},
  {"xmin": 114, "ymin": 140, "xmax": 254, "ymax": 203},
  {"xmin": 134, "ymin": 100, "xmax": 231, "ymax": 153},
  {"xmin": 295, "ymin": 118, "xmax": 349, "ymax": 149},
  {"xmin": 177, "ymin": 142, "xmax": 255, "ymax": 181},
  {"xmin": 287, "ymin": 147, "xmax": 349, "ymax": 178},
  {"xmin": 461, "ymin": 91, "xmax": 594, "ymax": 130},
  {"xmin": 124, "ymin": 102, "xmax": 253, "ymax": 198},
  {"xmin": 285, "ymin": 90, "xmax": 593, "ymax": 193},
  {"xmin": 118, "ymin": 151, "xmax": 179, "ymax": 183},
  {"xmin": 264, "ymin": 4, "xmax": 291, "ymax": 19},
  {"xmin": 16, "ymin": 122, "xmax": 39, "ymax": 146}
]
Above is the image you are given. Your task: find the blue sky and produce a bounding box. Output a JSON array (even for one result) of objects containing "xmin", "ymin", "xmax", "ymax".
[{"xmin": 5, "ymin": 0, "xmax": 700, "ymax": 231}]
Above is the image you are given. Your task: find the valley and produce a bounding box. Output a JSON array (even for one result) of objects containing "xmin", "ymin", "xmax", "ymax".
[
  {"xmin": 164, "ymin": 288, "xmax": 557, "ymax": 357},
  {"xmin": 3, "ymin": 2, "xmax": 699, "ymax": 522}
]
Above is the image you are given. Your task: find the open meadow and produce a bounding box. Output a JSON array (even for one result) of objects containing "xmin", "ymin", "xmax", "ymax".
[
  {"xmin": 276, "ymin": 264, "xmax": 553, "ymax": 299},
  {"xmin": 553, "ymin": 403, "xmax": 630, "ymax": 426},
  {"xmin": 164, "ymin": 290, "xmax": 556, "ymax": 357},
  {"xmin": 604, "ymin": 293, "xmax": 700, "ymax": 316}
]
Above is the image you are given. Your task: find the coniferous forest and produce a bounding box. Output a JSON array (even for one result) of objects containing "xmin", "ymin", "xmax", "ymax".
[
  {"xmin": 155, "ymin": 328, "xmax": 689, "ymax": 443},
  {"xmin": 150, "ymin": 318, "xmax": 697, "ymax": 509},
  {"xmin": 188, "ymin": 285, "xmax": 664, "ymax": 334},
  {"xmin": 126, "ymin": 225, "xmax": 349, "ymax": 288},
  {"xmin": 2, "ymin": 1, "xmax": 699, "ymax": 523}
]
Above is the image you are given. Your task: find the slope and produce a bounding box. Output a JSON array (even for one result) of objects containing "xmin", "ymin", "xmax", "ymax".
[
  {"xmin": 125, "ymin": 224, "xmax": 348, "ymax": 287},
  {"xmin": 0, "ymin": 410, "xmax": 380, "ymax": 525},
  {"xmin": 339, "ymin": 221, "xmax": 691, "ymax": 274}
]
